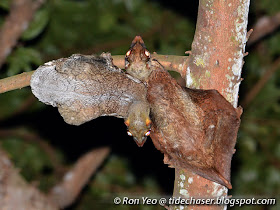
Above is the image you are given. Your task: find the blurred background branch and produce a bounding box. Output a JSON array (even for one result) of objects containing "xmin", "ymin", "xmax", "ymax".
[
  {"xmin": 241, "ymin": 56, "xmax": 280, "ymax": 108},
  {"xmin": 48, "ymin": 147, "xmax": 110, "ymax": 208},
  {"xmin": 0, "ymin": 0, "xmax": 45, "ymax": 69},
  {"xmin": 0, "ymin": 147, "xmax": 58, "ymax": 210},
  {"xmin": 248, "ymin": 12, "xmax": 280, "ymax": 46}
]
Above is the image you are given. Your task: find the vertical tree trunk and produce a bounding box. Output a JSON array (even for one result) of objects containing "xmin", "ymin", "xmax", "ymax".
[{"xmin": 171, "ymin": 0, "xmax": 250, "ymax": 209}]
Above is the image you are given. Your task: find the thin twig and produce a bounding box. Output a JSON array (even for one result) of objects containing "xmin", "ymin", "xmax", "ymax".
[
  {"xmin": 0, "ymin": 0, "xmax": 45, "ymax": 69},
  {"xmin": 47, "ymin": 147, "xmax": 110, "ymax": 208},
  {"xmin": 0, "ymin": 71, "xmax": 33, "ymax": 94},
  {"xmin": 241, "ymin": 56, "xmax": 280, "ymax": 108},
  {"xmin": 0, "ymin": 54, "xmax": 189, "ymax": 94}
]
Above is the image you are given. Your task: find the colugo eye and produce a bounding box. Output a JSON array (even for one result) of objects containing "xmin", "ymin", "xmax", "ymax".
[
  {"xmin": 126, "ymin": 50, "xmax": 131, "ymax": 56},
  {"xmin": 144, "ymin": 50, "xmax": 150, "ymax": 57},
  {"xmin": 145, "ymin": 130, "xmax": 151, "ymax": 136},
  {"xmin": 127, "ymin": 131, "xmax": 133, "ymax": 136}
]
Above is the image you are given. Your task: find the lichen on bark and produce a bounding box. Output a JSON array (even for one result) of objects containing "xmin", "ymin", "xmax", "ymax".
[{"xmin": 172, "ymin": 0, "xmax": 250, "ymax": 209}]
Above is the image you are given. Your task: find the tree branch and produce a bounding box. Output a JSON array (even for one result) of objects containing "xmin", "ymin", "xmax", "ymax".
[
  {"xmin": 247, "ymin": 12, "xmax": 280, "ymax": 46},
  {"xmin": 0, "ymin": 0, "xmax": 45, "ymax": 69},
  {"xmin": 47, "ymin": 147, "xmax": 110, "ymax": 209},
  {"xmin": 0, "ymin": 71, "xmax": 33, "ymax": 94},
  {"xmin": 241, "ymin": 56, "xmax": 280, "ymax": 108},
  {"xmin": 171, "ymin": 0, "xmax": 250, "ymax": 209},
  {"xmin": 0, "ymin": 54, "xmax": 188, "ymax": 94},
  {"xmin": 0, "ymin": 147, "xmax": 58, "ymax": 210}
]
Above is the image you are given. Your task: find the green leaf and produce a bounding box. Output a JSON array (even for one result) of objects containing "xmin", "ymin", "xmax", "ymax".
[
  {"xmin": 6, "ymin": 47, "xmax": 42, "ymax": 76},
  {"xmin": 21, "ymin": 8, "xmax": 49, "ymax": 41},
  {"xmin": 98, "ymin": 13, "xmax": 117, "ymax": 33},
  {"xmin": 1, "ymin": 137, "xmax": 52, "ymax": 181},
  {"xmin": 0, "ymin": 89, "xmax": 32, "ymax": 120},
  {"xmin": 0, "ymin": 0, "xmax": 11, "ymax": 10},
  {"xmin": 258, "ymin": 0, "xmax": 280, "ymax": 15}
]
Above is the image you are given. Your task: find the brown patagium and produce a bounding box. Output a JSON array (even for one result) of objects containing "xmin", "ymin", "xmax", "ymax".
[{"xmin": 125, "ymin": 36, "xmax": 242, "ymax": 189}]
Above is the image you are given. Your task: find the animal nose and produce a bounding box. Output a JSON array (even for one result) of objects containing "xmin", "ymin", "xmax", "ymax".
[{"xmin": 133, "ymin": 136, "xmax": 147, "ymax": 147}]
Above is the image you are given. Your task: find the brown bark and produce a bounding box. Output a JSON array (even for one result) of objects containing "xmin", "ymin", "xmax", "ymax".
[
  {"xmin": 173, "ymin": 170, "xmax": 227, "ymax": 209},
  {"xmin": 187, "ymin": 0, "xmax": 249, "ymax": 105},
  {"xmin": 171, "ymin": 0, "xmax": 250, "ymax": 209},
  {"xmin": 0, "ymin": 71, "xmax": 33, "ymax": 94},
  {"xmin": 48, "ymin": 147, "xmax": 110, "ymax": 208},
  {"xmin": 0, "ymin": 148, "xmax": 58, "ymax": 210},
  {"xmin": 0, "ymin": 136, "xmax": 110, "ymax": 209}
]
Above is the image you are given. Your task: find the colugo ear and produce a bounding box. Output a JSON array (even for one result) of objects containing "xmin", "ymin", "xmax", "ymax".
[
  {"xmin": 124, "ymin": 119, "xmax": 130, "ymax": 127},
  {"xmin": 146, "ymin": 118, "xmax": 152, "ymax": 126}
]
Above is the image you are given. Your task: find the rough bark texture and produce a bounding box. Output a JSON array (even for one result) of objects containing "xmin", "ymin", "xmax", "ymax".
[
  {"xmin": 173, "ymin": 0, "xmax": 250, "ymax": 209},
  {"xmin": 187, "ymin": 0, "xmax": 249, "ymax": 106},
  {"xmin": 0, "ymin": 148, "xmax": 58, "ymax": 210}
]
